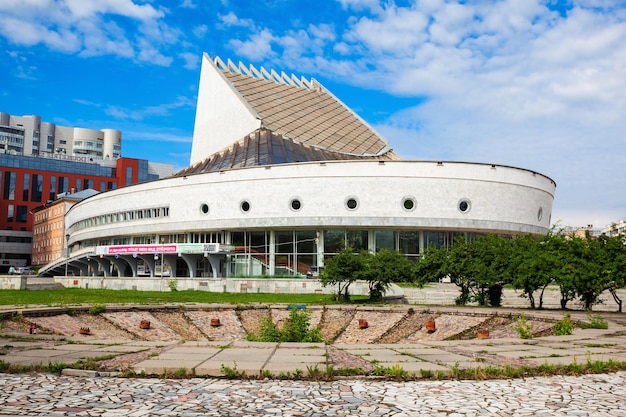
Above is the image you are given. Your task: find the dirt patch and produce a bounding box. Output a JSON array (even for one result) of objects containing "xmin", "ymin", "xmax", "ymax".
[
  {"xmin": 319, "ymin": 308, "xmax": 355, "ymax": 342},
  {"xmin": 236, "ymin": 307, "xmax": 270, "ymax": 336},
  {"xmin": 152, "ymin": 310, "xmax": 207, "ymax": 342},
  {"xmin": 376, "ymin": 311, "xmax": 430, "ymax": 343}
]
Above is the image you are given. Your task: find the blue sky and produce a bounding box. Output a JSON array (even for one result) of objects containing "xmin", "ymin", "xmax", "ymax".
[{"xmin": 1, "ymin": 0, "xmax": 625, "ymax": 229}]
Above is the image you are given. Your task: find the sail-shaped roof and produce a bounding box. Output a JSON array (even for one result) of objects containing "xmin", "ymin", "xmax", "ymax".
[
  {"xmin": 214, "ymin": 57, "xmax": 396, "ymax": 158},
  {"xmin": 186, "ymin": 55, "xmax": 400, "ymax": 175}
]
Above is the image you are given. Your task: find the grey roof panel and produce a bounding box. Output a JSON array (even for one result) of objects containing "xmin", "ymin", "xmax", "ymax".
[{"xmin": 218, "ymin": 61, "xmax": 393, "ymax": 157}]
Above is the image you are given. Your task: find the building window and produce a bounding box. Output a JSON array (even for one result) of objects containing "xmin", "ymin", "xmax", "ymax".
[
  {"xmin": 49, "ymin": 176, "xmax": 56, "ymax": 200},
  {"xmin": 345, "ymin": 196, "xmax": 359, "ymax": 210},
  {"xmin": 241, "ymin": 200, "xmax": 250, "ymax": 212},
  {"xmin": 23, "ymin": 173, "xmax": 30, "ymax": 201},
  {"xmin": 537, "ymin": 207, "xmax": 543, "ymax": 221},
  {"xmin": 458, "ymin": 199, "xmax": 471, "ymax": 213},
  {"xmin": 200, "ymin": 203, "xmax": 209, "ymax": 214},
  {"xmin": 31, "ymin": 174, "xmax": 42, "ymax": 202},
  {"xmin": 126, "ymin": 166, "xmax": 133, "ymax": 185},
  {"xmin": 375, "ymin": 230, "xmax": 395, "ymax": 251},
  {"xmin": 290, "ymin": 198, "xmax": 302, "ymax": 211},
  {"xmin": 402, "ymin": 196, "xmax": 416, "ymax": 211},
  {"xmin": 58, "ymin": 176, "xmax": 68, "ymax": 194},
  {"xmin": 4, "ymin": 171, "xmax": 16, "ymax": 200},
  {"xmin": 16, "ymin": 206, "xmax": 28, "ymax": 223}
]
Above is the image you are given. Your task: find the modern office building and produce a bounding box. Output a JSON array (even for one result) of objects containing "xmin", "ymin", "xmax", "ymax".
[
  {"xmin": 0, "ymin": 113, "xmax": 174, "ymax": 271},
  {"xmin": 0, "ymin": 112, "xmax": 121, "ymax": 159},
  {"xmin": 39, "ymin": 54, "xmax": 556, "ymax": 278}
]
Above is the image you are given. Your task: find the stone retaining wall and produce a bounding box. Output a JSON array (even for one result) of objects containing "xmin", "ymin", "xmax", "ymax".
[{"xmin": 22, "ymin": 276, "xmax": 626, "ymax": 312}]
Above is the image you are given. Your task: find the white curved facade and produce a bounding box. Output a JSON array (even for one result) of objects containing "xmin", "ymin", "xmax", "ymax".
[
  {"xmin": 41, "ymin": 55, "xmax": 556, "ymax": 279},
  {"xmin": 51, "ymin": 159, "xmax": 554, "ymax": 278}
]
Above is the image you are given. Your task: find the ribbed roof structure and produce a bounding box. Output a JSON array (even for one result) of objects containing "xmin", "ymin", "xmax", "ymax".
[
  {"xmin": 175, "ymin": 128, "xmax": 398, "ymax": 177},
  {"xmin": 182, "ymin": 56, "xmax": 400, "ymax": 176},
  {"xmin": 215, "ymin": 57, "xmax": 396, "ymax": 158}
]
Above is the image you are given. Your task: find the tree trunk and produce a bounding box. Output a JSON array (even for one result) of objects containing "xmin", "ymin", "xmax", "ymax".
[{"xmin": 610, "ymin": 289, "xmax": 623, "ymax": 313}]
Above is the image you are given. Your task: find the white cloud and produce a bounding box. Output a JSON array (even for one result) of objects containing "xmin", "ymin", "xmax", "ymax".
[
  {"xmin": 105, "ymin": 96, "xmax": 195, "ymax": 121},
  {"xmin": 193, "ymin": 24, "xmax": 208, "ymax": 38},
  {"xmin": 0, "ymin": 0, "xmax": 177, "ymax": 65},
  {"xmin": 229, "ymin": 29, "xmax": 275, "ymax": 61},
  {"xmin": 179, "ymin": 52, "xmax": 200, "ymax": 70},
  {"xmin": 320, "ymin": 0, "xmax": 626, "ymax": 227},
  {"xmin": 220, "ymin": 12, "xmax": 254, "ymax": 28}
]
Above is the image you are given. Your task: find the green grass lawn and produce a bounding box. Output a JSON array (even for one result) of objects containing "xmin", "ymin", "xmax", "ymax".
[{"xmin": 0, "ymin": 288, "xmax": 369, "ymax": 307}]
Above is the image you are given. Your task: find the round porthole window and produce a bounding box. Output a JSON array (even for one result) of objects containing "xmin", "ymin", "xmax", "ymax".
[
  {"xmin": 458, "ymin": 199, "xmax": 471, "ymax": 213},
  {"xmin": 241, "ymin": 200, "xmax": 251, "ymax": 213},
  {"xmin": 290, "ymin": 198, "xmax": 302, "ymax": 211},
  {"xmin": 200, "ymin": 203, "xmax": 209, "ymax": 214},
  {"xmin": 345, "ymin": 197, "xmax": 359, "ymax": 210},
  {"xmin": 537, "ymin": 207, "xmax": 543, "ymax": 221},
  {"xmin": 402, "ymin": 196, "xmax": 416, "ymax": 211}
]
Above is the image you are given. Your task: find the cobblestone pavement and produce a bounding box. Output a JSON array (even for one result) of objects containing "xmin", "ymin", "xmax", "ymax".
[{"xmin": 0, "ymin": 371, "xmax": 625, "ymax": 416}]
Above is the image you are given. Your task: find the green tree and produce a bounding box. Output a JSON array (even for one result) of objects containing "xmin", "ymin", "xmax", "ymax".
[
  {"xmin": 468, "ymin": 234, "xmax": 512, "ymax": 307},
  {"xmin": 509, "ymin": 233, "xmax": 562, "ymax": 309},
  {"xmin": 320, "ymin": 246, "xmax": 365, "ymax": 301},
  {"xmin": 599, "ymin": 234, "xmax": 626, "ymax": 312},
  {"xmin": 413, "ymin": 235, "xmax": 511, "ymax": 307},
  {"xmin": 362, "ymin": 249, "xmax": 412, "ymax": 301}
]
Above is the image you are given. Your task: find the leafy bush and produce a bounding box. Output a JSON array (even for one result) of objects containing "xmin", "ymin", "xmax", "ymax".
[
  {"xmin": 249, "ymin": 308, "xmax": 323, "ymax": 343},
  {"xmin": 554, "ymin": 313, "xmax": 575, "ymax": 336},
  {"xmin": 167, "ymin": 279, "xmax": 178, "ymax": 292}
]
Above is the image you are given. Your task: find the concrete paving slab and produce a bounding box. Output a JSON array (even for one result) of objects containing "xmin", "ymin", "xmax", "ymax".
[
  {"xmin": 161, "ymin": 346, "xmax": 223, "ymax": 355},
  {"xmin": 210, "ymin": 347, "xmax": 274, "ymax": 362},
  {"xmin": 195, "ymin": 360, "xmax": 265, "ymax": 377},
  {"xmin": 385, "ymin": 361, "xmax": 451, "ymax": 375},
  {"xmin": 267, "ymin": 355, "xmax": 325, "ymax": 363},
  {"xmin": 391, "ymin": 347, "xmax": 447, "ymax": 355},
  {"xmin": 262, "ymin": 362, "xmax": 324, "ymax": 374},
  {"xmin": 95, "ymin": 345, "xmax": 151, "ymax": 353},
  {"xmin": 361, "ymin": 352, "xmax": 411, "ymax": 363},
  {"xmin": 48, "ymin": 344, "xmax": 95, "ymax": 352},
  {"xmin": 525, "ymin": 356, "xmax": 587, "ymax": 366},
  {"xmin": 12, "ymin": 349, "xmax": 72, "ymax": 358},
  {"xmin": 132, "ymin": 357, "xmax": 208, "ymax": 375},
  {"xmin": 0, "ymin": 355, "xmax": 51, "ymax": 366},
  {"xmin": 415, "ymin": 353, "xmax": 476, "ymax": 364},
  {"xmin": 231, "ymin": 340, "xmax": 277, "ymax": 348}
]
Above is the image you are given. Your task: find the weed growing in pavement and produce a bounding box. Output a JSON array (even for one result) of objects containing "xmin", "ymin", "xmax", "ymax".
[
  {"xmin": 586, "ymin": 353, "xmax": 609, "ymax": 373},
  {"xmin": 88, "ymin": 304, "xmax": 106, "ymax": 315},
  {"xmin": 434, "ymin": 370, "xmax": 446, "ymax": 380},
  {"xmin": 221, "ymin": 362, "xmax": 246, "ymax": 379},
  {"xmin": 44, "ymin": 362, "xmax": 68, "ymax": 374},
  {"xmin": 554, "ymin": 313, "xmax": 575, "ymax": 336},
  {"xmin": 173, "ymin": 368, "xmax": 189, "ymax": 378},
  {"xmin": 419, "ymin": 369, "xmax": 432, "ymax": 378},
  {"xmin": 513, "ymin": 314, "xmax": 534, "ymax": 339},
  {"xmin": 581, "ymin": 312, "xmax": 609, "ymax": 329}
]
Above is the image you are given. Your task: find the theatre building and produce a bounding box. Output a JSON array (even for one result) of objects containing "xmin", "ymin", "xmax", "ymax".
[{"xmin": 39, "ymin": 55, "xmax": 556, "ymax": 279}]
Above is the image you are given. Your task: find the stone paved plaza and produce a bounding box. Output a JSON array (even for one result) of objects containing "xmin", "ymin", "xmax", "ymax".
[
  {"xmin": 0, "ymin": 371, "xmax": 625, "ymax": 416},
  {"xmin": 1, "ymin": 304, "xmax": 626, "ymax": 416}
]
